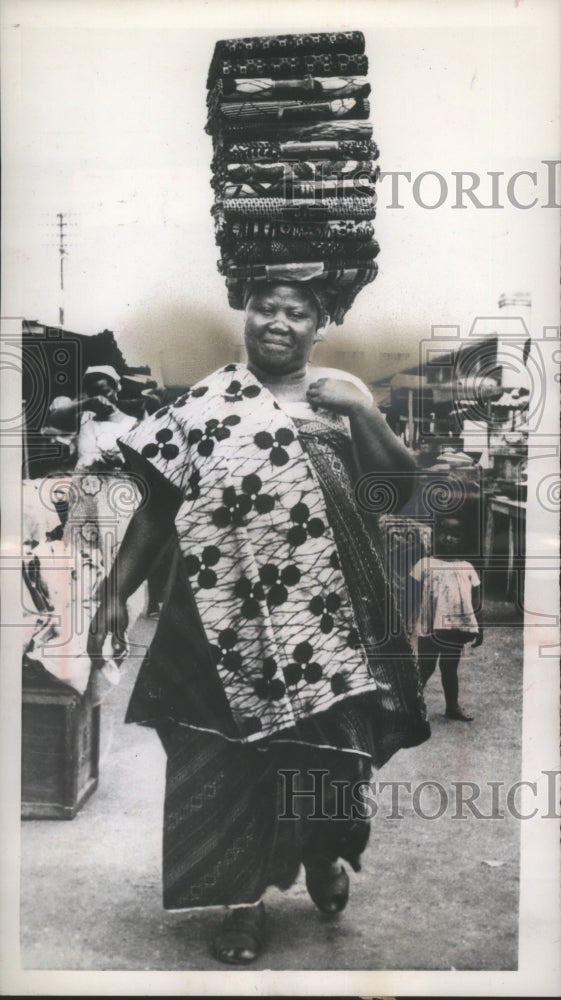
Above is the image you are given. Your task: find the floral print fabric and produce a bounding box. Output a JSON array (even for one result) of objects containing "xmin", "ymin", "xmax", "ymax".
[{"xmin": 120, "ymin": 364, "xmax": 380, "ymax": 742}]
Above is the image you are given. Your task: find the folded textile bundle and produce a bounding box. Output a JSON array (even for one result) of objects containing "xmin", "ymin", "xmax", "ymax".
[
  {"xmin": 210, "ymin": 76, "xmax": 371, "ymax": 102},
  {"xmin": 207, "ymin": 31, "xmax": 379, "ymax": 323},
  {"xmin": 210, "ymin": 158, "xmax": 380, "ymax": 195},
  {"xmin": 219, "ymin": 119, "xmax": 374, "ymax": 141},
  {"xmin": 225, "ymin": 260, "xmax": 378, "ymax": 283},
  {"xmin": 207, "ymin": 31, "xmax": 366, "ymax": 87},
  {"xmin": 215, "ymin": 138, "xmax": 379, "ymax": 163},
  {"xmin": 207, "ymin": 97, "xmax": 370, "ymax": 132},
  {"xmin": 213, "ymin": 217, "xmax": 377, "ymax": 244},
  {"xmin": 222, "ymin": 160, "xmax": 377, "ymax": 181},
  {"xmin": 222, "ymin": 178, "xmax": 375, "ymax": 200},
  {"xmin": 219, "ymin": 237, "xmax": 380, "ymax": 265},
  {"xmin": 214, "ymin": 197, "xmax": 377, "ymax": 220},
  {"xmin": 216, "ymin": 52, "xmax": 369, "ymax": 81}
]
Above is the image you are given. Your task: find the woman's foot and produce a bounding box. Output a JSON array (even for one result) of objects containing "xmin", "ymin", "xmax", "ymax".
[
  {"xmin": 213, "ymin": 901, "xmax": 266, "ymax": 964},
  {"xmin": 305, "ymin": 860, "xmax": 350, "ymax": 914},
  {"xmin": 445, "ymin": 705, "xmax": 473, "ymax": 721}
]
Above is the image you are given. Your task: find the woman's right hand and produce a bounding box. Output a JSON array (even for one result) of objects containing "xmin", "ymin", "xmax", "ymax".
[
  {"xmin": 87, "ymin": 597, "xmax": 129, "ymax": 668},
  {"xmin": 84, "ymin": 395, "xmax": 117, "ymax": 418}
]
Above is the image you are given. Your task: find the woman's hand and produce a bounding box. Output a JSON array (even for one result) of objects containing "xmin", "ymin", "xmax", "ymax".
[
  {"xmin": 83, "ymin": 395, "xmax": 117, "ymax": 418},
  {"xmin": 87, "ymin": 596, "xmax": 129, "ymax": 667},
  {"xmin": 308, "ymin": 376, "xmax": 417, "ymax": 508},
  {"xmin": 306, "ymin": 378, "xmax": 372, "ymax": 416}
]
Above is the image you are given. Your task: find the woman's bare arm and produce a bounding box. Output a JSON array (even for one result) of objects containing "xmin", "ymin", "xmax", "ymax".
[
  {"xmin": 87, "ymin": 477, "xmax": 181, "ymax": 662},
  {"xmin": 306, "ymin": 377, "xmax": 417, "ymax": 506}
]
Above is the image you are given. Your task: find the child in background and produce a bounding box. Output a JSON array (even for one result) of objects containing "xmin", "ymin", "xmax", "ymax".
[{"xmin": 410, "ymin": 516, "xmax": 483, "ymax": 721}]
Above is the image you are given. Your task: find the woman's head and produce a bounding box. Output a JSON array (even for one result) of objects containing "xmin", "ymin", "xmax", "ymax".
[
  {"xmin": 243, "ymin": 282, "xmax": 328, "ymax": 376},
  {"xmin": 82, "ymin": 365, "xmax": 120, "ymax": 403}
]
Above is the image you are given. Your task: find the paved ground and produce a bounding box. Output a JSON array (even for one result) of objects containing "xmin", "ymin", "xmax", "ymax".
[{"xmin": 20, "ymin": 598, "xmax": 523, "ymax": 972}]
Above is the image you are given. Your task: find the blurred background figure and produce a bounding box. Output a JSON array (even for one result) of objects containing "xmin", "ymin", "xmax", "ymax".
[{"xmin": 48, "ymin": 365, "xmax": 138, "ymax": 471}]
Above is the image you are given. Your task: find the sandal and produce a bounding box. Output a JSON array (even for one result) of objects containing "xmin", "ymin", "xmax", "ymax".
[
  {"xmin": 213, "ymin": 901, "xmax": 266, "ymax": 964},
  {"xmin": 305, "ymin": 861, "xmax": 350, "ymax": 914}
]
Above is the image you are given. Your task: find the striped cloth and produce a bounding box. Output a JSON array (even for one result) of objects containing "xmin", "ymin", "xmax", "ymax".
[{"xmin": 159, "ymin": 723, "xmax": 372, "ymax": 908}]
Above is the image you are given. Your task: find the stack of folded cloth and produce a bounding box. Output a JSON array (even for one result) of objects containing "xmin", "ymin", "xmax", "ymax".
[{"xmin": 206, "ymin": 31, "xmax": 380, "ymax": 324}]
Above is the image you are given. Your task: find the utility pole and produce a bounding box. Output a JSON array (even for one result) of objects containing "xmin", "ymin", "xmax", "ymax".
[{"xmin": 57, "ymin": 212, "xmax": 67, "ymax": 326}]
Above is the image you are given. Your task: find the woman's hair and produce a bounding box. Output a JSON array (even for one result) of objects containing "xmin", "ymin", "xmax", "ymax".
[
  {"xmin": 82, "ymin": 373, "xmax": 119, "ymax": 395},
  {"xmin": 242, "ymin": 281, "xmax": 331, "ymax": 329}
]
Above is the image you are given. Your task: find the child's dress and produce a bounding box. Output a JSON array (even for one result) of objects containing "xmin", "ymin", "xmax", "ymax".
[{"xmin": 410, "ymin": 557, "xmax": 480, "ymax": 638}]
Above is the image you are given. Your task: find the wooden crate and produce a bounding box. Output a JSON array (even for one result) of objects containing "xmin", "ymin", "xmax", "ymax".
[{"xmin": 21, "ymin": 664, "xmax": 100, "ymax": 820}]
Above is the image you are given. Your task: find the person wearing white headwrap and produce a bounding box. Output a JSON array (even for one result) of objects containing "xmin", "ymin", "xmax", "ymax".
[
  {"xmin": 23, "ymin": 366, "xmax": 145, "ymax": 695},
  {"xmin": 74, "ymin": 366, "xmax": 137, "ymax": 471}
]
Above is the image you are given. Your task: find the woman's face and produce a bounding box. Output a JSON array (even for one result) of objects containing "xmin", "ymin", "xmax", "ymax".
[
  {"xmin": 244, "ymin": 284, "xmax": 320, "ymax": 376},
  {"xmin": 84, "ymin": 376, "xmax": 118, "ymax": 403}
]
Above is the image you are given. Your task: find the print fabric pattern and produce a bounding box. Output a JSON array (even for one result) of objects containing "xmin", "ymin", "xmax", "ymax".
[
  {"xmin": 209, "ymin": 76, "xmax": 371, "ymax": 103},
  {"xmin": 220, "ymin": 178, "xmax": 375, "ymax": 200},
  {"xmin": 125, "ymin": 412, "xmax": 429, "ymax": 911},
  {"xmin": 219, "ymin": 120, "xmax": 374, "ymax": 141},
  {"xmin": 206, "ymin": 31, "xmax": 380, "ymax": 322},
  {"xmin": 218, "ymin": 237, "xmax": 380, "ymax": 266},
  {"xmin": 206, "ymin": 31, "xmax": 366, "ymax": 88},
  {"xmin": 120, "ymin": 365, "xmax": 380, "ymax": 742},
  {"xmin": 215, "ymin": 53, "xmax": 369, "ymax": 82},
  {"xmin": 206, "ymin": 97, "xmax": 371, "ymax": 131},
  {"xmin": 213, "ymin": 216, "xmax": 376, "ymax": 244},
  {"xmin": 214, "ymin": 160, "xmax": 378, "ymax": 184},
  {"xmin": 216, "ymin": 138, "xmax": 380, "ymax": 162},
  {"xmin": 214, "ymin": 196, "xmax": 377, "ymax": 220}
]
